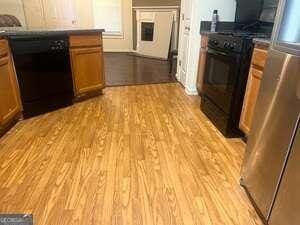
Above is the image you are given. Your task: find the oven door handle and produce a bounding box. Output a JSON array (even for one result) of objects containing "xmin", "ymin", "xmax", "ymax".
[
  {"xmin": 207, "ymin": 49, "xmax": 241, "ymax": 63},
  {"xmin": 207, "ymin": 49, "xmax": 230, "ymax": 57}
]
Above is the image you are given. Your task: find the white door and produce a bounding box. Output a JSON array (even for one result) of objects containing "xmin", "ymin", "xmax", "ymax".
[
  {"xmin": 177, "ymin": 0, "xmax": 192, "ymax": 86},
  {"xmin": 137, "ymin": 11, "xmax": 174, "ymax": 60},
  {"xmin": 23, "ymin": 0, "xmax": 46, "ymax": 28},
  {"xmin": 59, "ymin": 0, "xmax": 77, "ymax": 28},
  {"xmin": 42, "ymin": 0, "xmax": 60, "ymax": 28},
  {"xmin": 42, "ymin": 0, "xmax": 76, "ymax": 28}
]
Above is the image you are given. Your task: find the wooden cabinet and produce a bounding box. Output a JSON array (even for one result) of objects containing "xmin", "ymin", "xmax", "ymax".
[
  {"xmin": 0, "ymin": 39, "xmax": 22, "ymax": 131},
  {"xmin": 196, "ymin": 35, "xmax": 208, "ymax": 94},
  {"xmin": 70, "ymin": 34, "xmax": 105, "ymax": 98},
  {"xmin": 240, "ymin": 44, "xmax": 269, "ymax": 136}
]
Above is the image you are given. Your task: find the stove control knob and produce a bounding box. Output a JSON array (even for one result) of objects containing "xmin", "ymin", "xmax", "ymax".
[
  {"xmin": 224, "ymin": 42, "xmax": 229, "ymax": 48},
  {"xmin": 229, "ymin": 43, "xmax": 235, "ymax": 50},
  {"xmin": 213, "ymin": 40, "xmax": 218, "ymax": 45}
]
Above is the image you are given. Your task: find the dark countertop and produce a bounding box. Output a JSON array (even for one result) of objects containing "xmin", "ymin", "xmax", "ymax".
[
  {"xmin": 0, "ymin": 27, "xmax": 105, "ymax": 37},
  {"xmin": 199, "ymin": 21, "xmax": 273, "ymax": 42},
  {"xmin": 200, "ymin": 30, "xmax": 214, "ymax": 36},
  {"xmin": 253, "ymin": 38, "xmax": 271, "ymax": 46}
]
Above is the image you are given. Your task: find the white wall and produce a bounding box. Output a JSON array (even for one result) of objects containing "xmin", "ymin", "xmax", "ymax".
[
  {"xmin": 0, "ymin": 0, "xmax": 26, "ymax": 26},
  {"xmin": 75, "ymin": 0, "xmax": 133, "ymax": 52},
  {"xmin": 199, "ymin": 0, "xmax": 236, "ymax": 21},
  {"xmin": 184, "ymin": 0, "xmax": 236, "ymax": 95},
  {"xmin": 103, "ymin": 0, "xmax": 133, "ymax": 52}
]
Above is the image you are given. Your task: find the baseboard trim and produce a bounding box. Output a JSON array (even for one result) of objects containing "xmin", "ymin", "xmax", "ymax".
[
  {"xmin": 132, "ymin": 52, "xmax": 168, "ymax": 61},
  {"xmin": 103, "ymin": 49, "xmax": 133, "ymax": 53},
  {"xmin": 185, "ymin": 87, "xmax": 198, "ymax": 96},
  {"xmin": 132, "ymin": 6, "xmax": 180, "ymax": 10}
]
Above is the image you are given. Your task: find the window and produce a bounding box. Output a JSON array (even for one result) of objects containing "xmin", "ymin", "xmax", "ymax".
[{"xmin": 92, "ymin": 0, "xmax": 122, "ymax": 36}]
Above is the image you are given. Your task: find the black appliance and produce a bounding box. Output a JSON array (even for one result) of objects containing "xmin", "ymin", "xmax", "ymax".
[
  {"xmin": 9, "ymin": 35, "xmax": 74, "ymax": 118},
  {"xmin": 235, "ymin": 0, "xmax": 279, "ymax": 25},
  {"xmin": 235, "ymin": 0, "xmax": 263, "ymax": 24},
  {"xmin": 201, "ymin": 33, "xmax": 255, "ymax": 137}
]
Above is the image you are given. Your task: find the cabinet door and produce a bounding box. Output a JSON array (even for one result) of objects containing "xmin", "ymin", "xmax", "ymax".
[
  {"xmin": 23, "ymin": 0, "xmax": 46, "ymax": 28},
  {"xmin": 42, "ymin": 0, "xmax": 60, "ymax": 28},
  {"xmin": 196, "ymin": 48, "xmax": 207, "ymax": 94},
  {"xmin": 0, "ymin": 56, "xmax": 21, "ymax": 125},
  {"xmin": 70, "ymin": 47, "xmax": 105, "ymax": 96},
  {"xmin": 239, "ymin": 67, "xmax": 263, "ymax": 135},
  {"xmin": 196, "ymin": 36, "xmax": 208, "ymax": 94}
]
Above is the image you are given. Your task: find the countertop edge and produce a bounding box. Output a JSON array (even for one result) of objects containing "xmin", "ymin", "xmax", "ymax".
[
  {"xmin": 0, "ymin": 29, "xmax": 105, "ymax": 38},
  {"xmin": 253, "ymin": 38, "xmax": 271, "ymax": 47}
]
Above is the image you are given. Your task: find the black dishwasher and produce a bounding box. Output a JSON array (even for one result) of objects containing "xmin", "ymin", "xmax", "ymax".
[{"xmin": 9, "ymin": 35, "xmax": 74, "ymax": 118}]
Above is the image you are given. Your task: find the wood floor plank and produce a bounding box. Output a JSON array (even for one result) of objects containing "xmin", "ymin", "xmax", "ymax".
[{"xmin": 0, "ymin": 83, "xmax": 262, "ymax": 225}]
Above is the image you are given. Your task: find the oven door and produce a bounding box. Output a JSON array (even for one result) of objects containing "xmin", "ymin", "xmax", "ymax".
[{"xmin": 203, "ymin": 48, "xmax": 241, "ymax": 114}]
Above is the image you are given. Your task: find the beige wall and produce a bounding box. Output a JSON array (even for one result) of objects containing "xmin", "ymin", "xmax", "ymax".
[
  {"xmin": 0, "ymin": 0, "xmax": 26, "ymax": 26},
  {"xmin": 75, "ymin": 0, "xmax": 133, "ymax": 52},
  {"xmin": 133, "ymin": 0, "xmax": 181, "ymax": 7}
]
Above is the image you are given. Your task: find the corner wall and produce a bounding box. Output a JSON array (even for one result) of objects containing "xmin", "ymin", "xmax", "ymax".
[{"xmin": 184, "ymin": 0, "xmax": 236, "ymax": 95}]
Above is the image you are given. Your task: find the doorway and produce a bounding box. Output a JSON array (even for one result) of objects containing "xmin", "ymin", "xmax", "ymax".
[{"xmin": 177, "ymin": 0, "xmax": 192, "ymax": 87}]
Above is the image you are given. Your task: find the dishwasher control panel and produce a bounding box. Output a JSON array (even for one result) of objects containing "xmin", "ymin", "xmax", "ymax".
[{"xmin": 50, "ymin": 40, "xmax": 68, "ymax": 51}]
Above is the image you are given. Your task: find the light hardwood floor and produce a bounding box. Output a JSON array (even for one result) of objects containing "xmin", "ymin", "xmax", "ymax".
[{"xmin": 0, "ymin": 83, "xmax": 262, "ymax": 225}]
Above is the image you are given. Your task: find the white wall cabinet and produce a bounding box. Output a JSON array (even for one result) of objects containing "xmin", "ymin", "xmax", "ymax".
[
  {"xmin": 23, "ymin": 0, "xmax": 45, "ymax": 28},
  {"xmin": 0, "ymin": 0, "xmax": 27, "ymax": 26},
  {"xmin": 23, "ymin": 0, "xmax": 76, "ymax": 29}
]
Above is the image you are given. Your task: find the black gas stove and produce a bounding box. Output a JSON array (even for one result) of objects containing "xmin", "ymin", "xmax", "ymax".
[{"xmin": 200, "ymin": 32, "xmax": 268, "ymax": 137}]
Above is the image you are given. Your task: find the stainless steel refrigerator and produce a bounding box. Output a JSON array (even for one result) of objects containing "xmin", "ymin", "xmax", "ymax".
[{"xmin": 240, "ymin": 0, "xmax": 300, "ymax": 224}]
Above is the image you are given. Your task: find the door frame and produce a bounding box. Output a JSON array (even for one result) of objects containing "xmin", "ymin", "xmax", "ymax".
[
  {"xmin": 176, "ymin": 0, "xmax": 202, "ymax": 95},
  {"xmin": 176, "ymin": 0, "xmax": 191, "ymax": 86}
]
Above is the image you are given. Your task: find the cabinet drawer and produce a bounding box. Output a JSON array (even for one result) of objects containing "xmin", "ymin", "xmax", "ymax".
[
  {"xmin": 69, "ymin": 34, "xmax": 102, "ymax": 48},
  {"xmin": 0, "ymin": 39, "xmax": 9, "ymax": 58},
  {"xmin": 252, "ymin": 48, "xmax": 268, "ymax": 68},
  {"xmin": 239, "ymin": 67, "xmax": 263, "ymax": 135}
]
